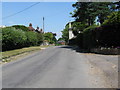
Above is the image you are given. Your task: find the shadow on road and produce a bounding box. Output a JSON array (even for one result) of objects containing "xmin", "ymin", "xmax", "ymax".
[{"xmin": 59, "ymin": 45, "xmax": 89, "ymax": 53}]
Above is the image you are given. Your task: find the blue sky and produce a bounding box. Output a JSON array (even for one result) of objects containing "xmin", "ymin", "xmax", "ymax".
[{"xmin": 2, "ymin": 2, "xmax": 76, "ymax": 39}]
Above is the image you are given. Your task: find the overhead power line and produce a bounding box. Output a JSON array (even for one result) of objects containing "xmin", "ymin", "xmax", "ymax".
[{"xmin": 3, "ymin": 2, "xmax": 40, "ymax": 19}]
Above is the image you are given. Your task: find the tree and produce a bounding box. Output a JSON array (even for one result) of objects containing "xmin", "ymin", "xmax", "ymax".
[
  {"xmin": 61, "ymin": 23, "xmax": 69, "ymax": 43},
  {"xmin": 112, "ymin": 1, "xmax": 120, "ymax": 11},
  {"xmin": 95, "ymin": 2, "xmax": 112, "ymax": 24},
  {"xmin": 71, "ymin": 2, "xmax": 113, "ymax": 25},
  {"xmin": 58, "ymin": 38, "xmax": 64, "ymax": 41},
  {"xmin": 2, "ymin": 27, "xmax": 27, "ymax": 51},
  {"xmin": 71, "ymin": 21, "xmax": 88, "ymax": 36},
  {"xmin": 71, "ymin": 2, "xmax": 97, "ymax": 25},
  {"xmin": 12, "ymin": 25, "xmax": 29, "ymax": 31},
  {"xmin": 44, "ymin": 32, "xmax": 56, "ymax": 44}
]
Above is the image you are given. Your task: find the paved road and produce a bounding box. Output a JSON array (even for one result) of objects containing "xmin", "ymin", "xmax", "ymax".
[{"xmin": 2, "ymin": 46, "xmax": 118, "ymax": 88}]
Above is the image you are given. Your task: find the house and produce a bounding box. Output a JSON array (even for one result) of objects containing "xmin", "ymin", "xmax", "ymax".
[
  {"xmin": 58, "ymin": 40, "xmax": 65, "ymax": 45},
  {"xmin": 28, "ymin": 23, "xmax": 35, "ymax": 31},
  {"xmin": 28, "ymin": 23, "xmax": 43, "ymax": 33}
]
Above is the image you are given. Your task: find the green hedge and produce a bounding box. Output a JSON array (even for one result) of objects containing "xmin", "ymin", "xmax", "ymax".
[
  {"xmin": 83, "ymin": 25, "xmax": 98, "ymax": 49},
  {"xmin": 25, "ymin": 31, "xmax": 38, "ymax": 46},
  {"xmin": 70, "ymin": 11, "xmax": 120, "ymax": 49},
  {"xmin": 98, "ymin": 11, "xmax": 120, "ymax": 47},
  {"xmin": 2, "ymin": 27, "xmax": 43, "ymax": 51},
  {"xmin": 68, "ymin": 25, "xmax": 98, "ymax": 49},
  {"xmin": 2, "ymin": 27, "xmax": 27, "ymax": 51},
  {"xmin": 12, "ymin": 25, "xmax": 29, "ymax": 31}
]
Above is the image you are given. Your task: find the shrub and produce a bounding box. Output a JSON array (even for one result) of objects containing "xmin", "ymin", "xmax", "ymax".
[
  {"xmin": 83, "ymin": 25, "xmax": 99, "ymax": 49},
  {"xmin": 68, "ymin": 38, "xmax": 76, "ymax": 45},
  {"xmin": 103, "ymin": 11, "xmax": 120, "ymax": 26},
  {"xmin": 2, "ymin": 27, "xmax": 27, "ymax": 51},
  {"xmin": 12, "ymin": 25, "xmax": 29, "ymax": 31},
  {"xmin": 2, "ymin": 27, "xmax": 44, "ymax": 51},
  {"xmin": 36, "ymin": 33, "xmax": 43, "ymax": 45},
  {"xmin": 98, "ymin": 11, "xmax": 120, "ymax": 47},
  {"xmin": 75, "ymin": 33, "xmax": 83, "ymax": 48},
  {"xmin": 25, "ymin": 32, "xmax": 38, "ymax": 46}
]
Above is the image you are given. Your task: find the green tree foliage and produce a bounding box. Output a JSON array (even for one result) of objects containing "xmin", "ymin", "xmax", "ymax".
[
  {"xmin": 61, "ymin": 21, "xmax": 88, "ymax": 44},
  {"xmin": 36, "ymin": 33, "xmax": 44, "ymax": 45},
  {"xmin": 71, "ymin": 21, "xmax": 88, "ymax": 36},
  {"xmin": 58, "ymin": 38, "xmax": 64, "ymax": 41},
  {"xmin": 83, "ymin": 25, "xmax": 99, "ymax": 49},
  {"xmin": 2, "ymin": 27, "xmax": 43, "ymax": 51},
  {"xmin": 52, "ymin": 36, "xmax": 57, "ymax": 44},
  {"xmin": 75, "ymin": 11, "xmax": 120, "ymax": 48},
  {"xmin": 2, "ymin": 27, "xmax": 27, "ymax": 51},
  {"xmin": 71, "ymin": 2, "xmax": 113, "ymax": 25},
  {"xmin": 61, "ymin": 24, "xmax": 69, "ymax": 43},
  {"xmin": 12, "ymin": 25, "xmax": 29, "ymax": 31},
  {"xmin": 44, "ymin": 32, "xmax": 56, "ymax": 44},
  {"xmin": 112, "ymin": 1, "xmax": 120, "ymax": 11},
  {"xmin": 103, "ymin": 11, "xmax": 120, "ymax": 26},
  {"xmin": 64, "ymin": 2, "xmax": 120, "ymax": 50},
  {"xmin": 116, "ymin": 1, "xmax": 120, "ymax": 10},
  {"xmin": 25, "ymin": 32, "xmax": 38, "ymax": 46},
  {"xmin": 97, "ymin": 11, "xmax": 120, "ymax": 47}
]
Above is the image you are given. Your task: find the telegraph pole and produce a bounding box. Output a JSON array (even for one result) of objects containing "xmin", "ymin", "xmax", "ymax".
[{"xmin": 43, "ymin": 17, "xmax": 44, "ymax": 33}]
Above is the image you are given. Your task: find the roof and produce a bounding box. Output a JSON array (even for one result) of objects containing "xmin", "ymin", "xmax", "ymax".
[{"xmin": 28, "ymin": 26, "xmax": 35, "ymax": 31}]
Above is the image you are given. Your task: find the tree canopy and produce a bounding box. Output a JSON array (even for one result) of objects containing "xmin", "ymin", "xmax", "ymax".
[
  {"xmin": 12, "ymin": 25, "xmax": 29, "ymax": 31},
  {"xmin": 71, "ymin": 2, "xmax": 115, "ymax": 25}
]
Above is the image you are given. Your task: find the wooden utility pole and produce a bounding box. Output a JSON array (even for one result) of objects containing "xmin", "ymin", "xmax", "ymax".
[{"xmin": 43, "ymin": 17, "xmax": 44, "ymax": 33}]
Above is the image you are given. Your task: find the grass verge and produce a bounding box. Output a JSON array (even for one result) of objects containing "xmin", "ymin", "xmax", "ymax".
[{"xmin": 1, "ymin": 45, "xmax": 50, "ymax": 63}]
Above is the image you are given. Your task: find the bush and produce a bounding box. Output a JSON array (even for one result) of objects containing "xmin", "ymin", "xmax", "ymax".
[
  {"xmin": 83, "ymin": 25, "xmax": 99, "ymax": 49},
  {"xmin": 43, "ymin": 32, "xmax": 56, "ymax": 44},
  {"xmin": 12, "ymin": 25, "xmax": 29, "ymax": 31},
  {"xmin": 98, "ymin": 11, "xmax": 120, "ymax": 47},
  {"xmin": 68, "ymin": 38, "xmax": 76, "ymax": 45},
  {"xmin": 68, "ymin": 11, "xmax": 120, "ymax": 49},
  {"xmin": 2, "ymin": 27, "xmax": 27, "ymax": 51},
  {"xmin": 2, "ymin": 27, "xmax": 44, "ymax": 51},
  {"xmin": 75, "ymin": 33, "xmax": 83, "ymax": 48},
  {"xmin": 36, "ymin": 33, "xmax": 43, "ymax": 45},
  {"xmin": 103, "ymin": 11, "xmax": 120, "ymax": 26},
  {"xmin": 25, "ymin": 32, "xmax": 38, "ymax": 46},
  {"xmin": 97, "ymin": 25, "xmax": 120, "ymax": 47}
]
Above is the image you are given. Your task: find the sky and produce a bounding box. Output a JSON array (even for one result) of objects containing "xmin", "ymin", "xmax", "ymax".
[{"xmin": 2, "ymin": 2, "xmax": 76, "ymax": 39}]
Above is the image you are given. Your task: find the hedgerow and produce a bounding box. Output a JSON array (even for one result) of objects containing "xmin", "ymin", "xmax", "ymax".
[{"xmin": 2, "ymin": 27, "xmax": 43, "ymax": 51}]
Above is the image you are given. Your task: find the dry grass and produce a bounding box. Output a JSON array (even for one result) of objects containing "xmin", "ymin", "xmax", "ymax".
[{"xmin": 1, "ymin": 45, "xmax": 50, "ymax": 63}]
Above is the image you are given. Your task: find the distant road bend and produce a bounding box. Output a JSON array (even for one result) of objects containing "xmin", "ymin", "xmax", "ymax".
[{"xmin": 2, "ymin": 46, "xmax": 118, "ymax": 88}]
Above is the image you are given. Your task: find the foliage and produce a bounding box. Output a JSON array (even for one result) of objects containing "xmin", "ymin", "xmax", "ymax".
[
  {"xmin": 12, "ymin": 25, "xmax": 29, "ymax": 31},
  {"xmin": 61, "ymin": 24, "xmax": 69, "ymax": 43},
  {"xmin": 63, "ymin": 2, "xmax": 120, "ymax": 50},
  {"xmin": 97, "ymin": 11, "xmax": 120, "ymax": 47},
  {"xmin": 71, "ymin": 2, "xmax": 113, "ymax": 25},
  {"xmin": 103, "ymin": 11, "xmax": 120, "ymax": 26},
  {"xmin": 36, "ymin": 33, "xmax": 44, "ymax": 45},
  {"xmin": 2, "ymin": 27, "xmax": 27, "ymax": 51},
  {"xmin": 58, "ymin": 38, "xmax": 65, "ymax": 41},
  {"xmin": 44, "ymin": 32, "xmax": 56, "ymax": 44},
  {"xmin": 83, "ymin": 25, "xmax": 99, "ymax": 49},
  {"xmin": 75, "ymin": 33, "xmax": 83, "ymax": 48},
  {"xmin": 52, "ymin": 36, "xmax": 57, "ymax": 44},
  {"xmin": 112, "ymin": 1, "xmax": 120, "ymax": 11},
  {"xmin": 71, "ymin": 21, "xmax": 88, "ymax": 36},
  {"xmin": 25, "ymin": 32, "xmax": 38, "ymax": 46},
  {"xmin": 2, "ymin": 27, "xmax": 43, "ymax": 51}
]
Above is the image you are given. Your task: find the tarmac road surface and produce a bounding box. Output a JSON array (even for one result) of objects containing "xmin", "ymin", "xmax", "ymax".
[{"xmin": 2, "ymin": 46, "xmax": 118, "ymax": 88}]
